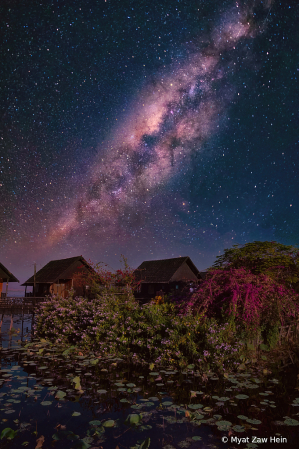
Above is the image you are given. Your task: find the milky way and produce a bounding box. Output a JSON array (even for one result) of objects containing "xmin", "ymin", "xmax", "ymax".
[{"xmin": 48, "ymin": 0, "xmax": 273, "ymax": 246}]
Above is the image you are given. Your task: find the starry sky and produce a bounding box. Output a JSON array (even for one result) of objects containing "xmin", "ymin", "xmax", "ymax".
[{"xmin": 1, "ymin": 0, "xmax": 298, "ymax": 291}]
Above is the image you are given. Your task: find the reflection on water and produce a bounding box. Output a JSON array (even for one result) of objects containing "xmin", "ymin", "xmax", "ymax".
[{"xmin": 0, "ymin": 312, "xmax": 34, "ymax": 349}]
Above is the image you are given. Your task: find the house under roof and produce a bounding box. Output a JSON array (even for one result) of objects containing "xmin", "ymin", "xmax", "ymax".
[
  {"xmin": 22, "ymin": 255, "xmax": 94, "ymax": 298},
  {"xmin": 134, "ymin": 256, "xmax": 200, "ymax": 283},
  {"xmin": 0, "ymin": 263, "xmax": 19, "ymax": 283},
  {"xmin": 133, "ymin": 256, "xmax": 204, "ymax": 302}
]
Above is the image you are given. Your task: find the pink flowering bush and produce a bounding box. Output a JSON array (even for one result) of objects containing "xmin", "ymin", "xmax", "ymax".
[{"xmin": 179, "ymin": 267, "xmax": 299, "ymax": 347}]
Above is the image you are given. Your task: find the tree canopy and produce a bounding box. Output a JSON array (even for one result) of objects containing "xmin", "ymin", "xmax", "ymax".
[{"xmin": 207, "ymin": 240, "xmax": 299, "ymax": 289}]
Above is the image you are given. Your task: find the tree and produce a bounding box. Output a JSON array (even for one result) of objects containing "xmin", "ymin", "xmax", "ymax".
[
  {"xmin": 74, "ymin": 255, "xmax": 140, "ymax": 299},
  {"xmin": 208, "ymin": 240, "xmax": 299, "ymax": 290}
]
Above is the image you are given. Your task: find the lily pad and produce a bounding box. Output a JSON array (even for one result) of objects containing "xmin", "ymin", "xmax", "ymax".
[
  {"xmin": 233, "ymin": 425, "xmax": 246, "ymax": 432},
  {"xmin": 246, "ymin": 418, "xmax": 262, "ymax": 424},
  {"xmin": 41, "ymin": 401, "xmax": 52, "ymax": 406},
  {"xmin": 235, "ymin": 394, "xmax": 249, "ymax": 400},
  {"xmin": 72, "ymin": 411, "xmax": 81, "ymax": 416},
  {"xmin": 125, "ymin": 413, "xmax": 142, "ymax": 425},
  {"xmin": 188, "ymin": 404, "xmax": 203, "ymax": 410},
  {"xmin": 284, "ymin": 418, "xmax": 299, "ymax": 426},
  {"xmin": 102, "ymin": 419, "xmax": 115, "ymax": 427},
  {"xmin": 89, "ymin": 420, "xmax": 102, "ymax": 426}
]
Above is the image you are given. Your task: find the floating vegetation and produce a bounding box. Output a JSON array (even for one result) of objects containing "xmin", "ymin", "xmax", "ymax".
[{"xmin": 0, "ymin": 336, "xmax": 299, "ymax": 448}]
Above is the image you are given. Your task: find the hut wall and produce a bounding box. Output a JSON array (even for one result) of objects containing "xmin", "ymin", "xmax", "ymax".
[{"xmin": 170, "ymin": 262, "xmax": 198, "ymax": 283}]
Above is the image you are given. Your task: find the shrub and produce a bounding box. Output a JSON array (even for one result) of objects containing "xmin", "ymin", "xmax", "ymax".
[
  {"xmin": 180, "ymin": 267, "xmax": 299, "ymax": 343},
  {"xmin": 34, "ymin": 291, "xmax": 243, "ymax": 373}
]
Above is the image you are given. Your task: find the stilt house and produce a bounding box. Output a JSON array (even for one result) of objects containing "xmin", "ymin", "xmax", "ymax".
[
  {"xmin": 133, "ymin": 256, "xmax": 205, "ymax": 302},
  {"xmin": 0, "ymin": 263, "xmax": 19, "ymax": 298},
  {"xmin": 22, "ymin": 255, "xmax": 94, "ymax": 298}
]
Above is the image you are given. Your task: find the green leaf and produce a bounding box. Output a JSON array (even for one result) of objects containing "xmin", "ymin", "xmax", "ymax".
[
  {"xmin": 55, "ymin": 390, "xmax": 67, "ymax": 399},
  {"xmin": 89, "ymin": 420, "xmax": 102, "ymax": 426},
  {"xmin": 192, "ymin": 436, "xmax": 202, "ymax": 441},
  {"xmin": 41, "ymin": 401, "xmax": 52, "ymax": 406},
  {"xmin": 188, "ymin": 404, "xmax": 203, "ymax": 409},
  {"xmin": 125, "ymin": 414, "xmax": 142, "ymax": 425},
  {"xmin": 0, "ymin": 428, "xmax": 18, "ymax": 440},
  {"xmin": 102, "ymin": 420, "xmax": 115, "ymax": 427},
  {"xmin": 139, "ymin": 437, "xmax": 151, "ymax": 448},
  {"xmin": 235, "ymin": 394, "xmax": 249, "ymax": 400},
  {"xmin": 72, "ymin": 411, "xmax": 81, "ymax": 416},
  {"xmin": 284, "ymin": 418, "xmax": 299, "ymax": 426}
]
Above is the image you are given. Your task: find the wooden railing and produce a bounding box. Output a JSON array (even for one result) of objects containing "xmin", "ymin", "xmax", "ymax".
[{"xmin": 0, "ymin": 297, "xmax": 46, "ymax": 309}]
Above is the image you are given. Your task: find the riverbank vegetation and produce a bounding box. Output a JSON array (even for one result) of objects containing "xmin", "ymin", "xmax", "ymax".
[{"xmin": 34, "ymin": 241, "xmax": 299, "ymax": 375}]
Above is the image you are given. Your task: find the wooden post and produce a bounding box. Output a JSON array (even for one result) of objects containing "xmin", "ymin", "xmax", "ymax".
[
  {"xmin": 5, "ymin": 278, "xmax": 9, "ymax": 298},
  {"xmin": 34, "ymin": 263, "xmax": 36, "ymax": 297}
]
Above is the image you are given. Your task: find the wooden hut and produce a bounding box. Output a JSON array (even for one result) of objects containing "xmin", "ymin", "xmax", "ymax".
[
  {"xmin": 22, "ymin": 255, "xmax": 94, "ymax": 298},
  {"xmin": 133, "ymin": 256, "xmax": 205, "ymax": 302},
  {"xmin": 0, "ymin": 263, "xmax": 19, "ymax": 298}
]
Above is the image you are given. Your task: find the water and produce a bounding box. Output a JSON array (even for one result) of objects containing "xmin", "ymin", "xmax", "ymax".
[{"xmin": 1, "ymin": 314, "xmax": 299, "ymax": 448}]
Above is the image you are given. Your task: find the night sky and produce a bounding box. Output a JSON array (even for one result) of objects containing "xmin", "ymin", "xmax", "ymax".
[{"xmin": 1, "ymin": 0, "xmax": 298, "ymax": 291}]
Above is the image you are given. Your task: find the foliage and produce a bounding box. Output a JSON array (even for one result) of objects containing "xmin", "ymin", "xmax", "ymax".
[
  {"xmin": 180, "ymin": 267, "xmax": 299, "ymax": 342},
  {"xmin": 34, "ymin": 291, "xmax": 243, "ymax": 374},
  {"xmin": 74, "ymin": 254, "xmax": 140, "ymax": 298},
  {"xmin": 209, "ymin": 240, "xmax": 299, "ymax": 289}
]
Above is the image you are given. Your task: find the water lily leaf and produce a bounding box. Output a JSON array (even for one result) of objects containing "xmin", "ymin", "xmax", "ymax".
[
  {"xmin": 192, "ymin": 436, "xmax": 202, "ymax": 441},
  {"xmin": 102, "ymin": 419, "xmax": 115, "ymax": 427},
  {"xmin": 89, "ymin": 420, "xmax": 102, "ymax": 426},
  {"xmin": 117, "ymin": 388, "xmax": 127, "ymax": 392},
  {"xmin": 126, "ymin": 383, "xmax": 136, "ymax": 387},
  {"xmin": 89, "ymin": 359, "xmax": 99, "ymax": 365},
  {"xmin": 162, "ymin": 401, "xmax": 173, "ymax": 406},
  {"xmin": 203, "ymin": 407, "xmax": 213, "ymax": 412},
  {"xmin": 120, "ymin": 398, "xmax": 130, "ymax": 403},
  {"xmin": 233, "ymin": 425, "xmax": 246, "ymax": 432},
  {"xmin": 188, "ymin": 404, "xmax": 203, "ymax": 409},
  {"xmin": 55, "ymin": 390, "xmax": 66, "ymax": 399},
  {"xmin": 187, "ymin": 364, "xmax": 195, "ymax": 369},
  {"xmin": 284, "ymin": 418, "xmax": 299, "ymax": 426},
  {"xmin": 4, "ymin": 410, "xmax": 15, "ymax": 414},
  {"xmin": 216, "ymin": 420, "xmax": 232, "ymax": 427},
  {"xmin": 237, "ymin": 415, "xmax": 248, "ymax": 420},
  {"xmin": 41, "ymin": 401, "xmax": 52, "ymax": 406},
  {"xmin": 148, "ymin": 397, "xmax": 159, "ymax": 402},
  {"xmin": 246, "ymin": 418, "xmax": 262, "ymax": 424},
  {"xmin": 125, "ymin": 414, "xmax": 142, "ymax": 425},
  {"xmin": 235, "ymin": 394, "xmax": 249, "ymax": 399},
  {"xmin": 149, "ymin": 372, "xmax": 159, "ymax": 376},
  {"xmin": 97, "ymin": 389, "xmax": 107, "ymax": 394},
  {"xmin": 72, "ymin": 412, "xmax": 81, "ymax": 416}
]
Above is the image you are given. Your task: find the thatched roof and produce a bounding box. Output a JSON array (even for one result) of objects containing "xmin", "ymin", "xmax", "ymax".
[
  {"xmin": 0, "ymin": 262, "xmax": 19, "ymax": 282},
  {"xmin": 134, "ymin": 256, "xmax": 200, "ymax": 283},
  {"xmin": 22, "ymin": 255, "xmax": 92, "ymax": 286}
]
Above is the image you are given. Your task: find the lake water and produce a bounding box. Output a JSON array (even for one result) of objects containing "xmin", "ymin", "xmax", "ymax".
[{"xmin": 1, "ymin": 313, "xmax": 299, "ymax": 448}]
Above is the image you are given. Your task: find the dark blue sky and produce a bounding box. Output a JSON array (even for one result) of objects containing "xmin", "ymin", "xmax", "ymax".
[{"xmin": 1, "ymin": 0, "xmax": 298, "ymax": 287}]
